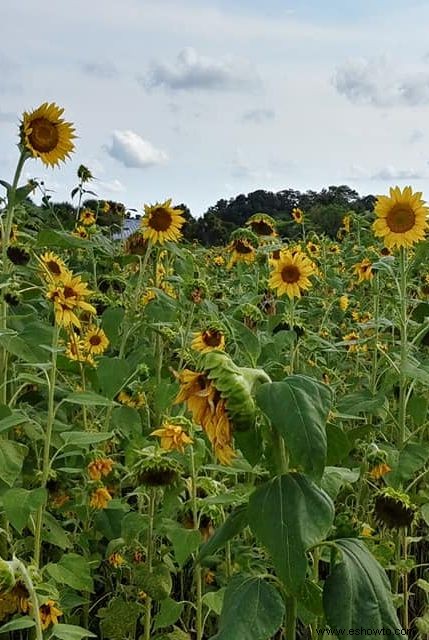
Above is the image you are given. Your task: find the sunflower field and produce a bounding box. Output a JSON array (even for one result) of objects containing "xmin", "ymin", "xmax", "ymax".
[{"xmin": 1, "ymin": 103, "xmax": 429, "ymax": 640}]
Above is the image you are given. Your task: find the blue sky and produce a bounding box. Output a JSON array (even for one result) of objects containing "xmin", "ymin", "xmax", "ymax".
[{"xmin": 2, "ymin": 0, "xmax": 429, "ymax": 217}]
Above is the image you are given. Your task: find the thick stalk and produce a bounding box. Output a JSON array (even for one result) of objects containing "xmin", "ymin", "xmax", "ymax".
[
  {"xmin": 33, "ymin": 325, "xmax": 60, "ymax": 568},
  {"xmin": 370, "ymin": 272, "xmax": 380, "ymax": 396},
  {"xmin": 398, "ymin": 248, "xmax": 408, "ymax": 448},
  {"xmin": 190, "ymin": 443, "xmax": 203, "ymax": 640},
  {"xmin": 11, "ymin": 557, "xmax": 43, "ymax": 640},
  {"xmin": 144, "ymin": 489, "xmax": 156, "ymax": 640}
]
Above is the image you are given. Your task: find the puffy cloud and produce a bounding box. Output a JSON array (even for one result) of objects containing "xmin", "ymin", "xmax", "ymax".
[
  {"xmin": 81, "ymin": 61, "xmax": 118, "ymax": 79},
  {"xmin": 105, "ymin": 130, "xmax": 168, "ymax": 168},
  {"xmin": 242, "ymin": 108, "xmax": 275, "ymax": 123},
  {"xmin": 347, "ymin": 164, "xmax": 427, "ymax": 180},
  {"xmin": 98, "ymin": 178, "xmax": 125, "ymax": 193},
  {"xmin": 139, "ymin": 47, "xmax": 259, "ymax": 92},
  {"xmin": 333, "ymin": 56, "xmax": 429, "ymax": 107}
]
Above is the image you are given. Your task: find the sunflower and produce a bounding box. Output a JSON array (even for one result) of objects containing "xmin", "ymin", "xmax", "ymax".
[
  {"xmin": 151, "ymin": 422, "xmax": 193, "ymax": 453},
  {"xmin": 20, "ymin": 102, "xmax": 75, "ymax": 167},
  {"xmin": 141, "ymin": 199, "xmax": 185, "ymax": 245},
  {"xmin": 374, "ymin": 487, "xmax": 416, "ymax": 529},
  {"xmin": 89, "ymin": 486, "xmax": 112, "ymax": 509},
  {"xmin": 80, "ymin": 209, "xmax": 96, "ymax": 226},
  {"xmin": 342, "ymin": 215, "xmax": 351, "ymax": 233},
  {"xmin": 73, "ymin": 225, "xmax": 88, "ymax": 239},
  {"xmin": 369, "ymin": 463, "xmax": 391, "ymax": 480},
  {"xmin": 291, "ymin": 207, "xmax": 303, "ymax": 224},
  {"xmin": 83, "ymin": 325, "xmax": 109, "ymax": 355},
  {"xmin": 227, "ymin": 228, "xmax": 258, "ymax": 268},
  {"xmin": 39, "ymin": 599, "xmax": 63, "ymax": 630},
  {"xmin": 339, "ymin": 295, "xmax": 349, "ymax": 311},
  {"xmin": 88, "ymin": 457, "xmax": 114, "ymax": 481},
  {"xmin": 39, "ymin": 251, "xmax": 68, "ymax": 281},
  {"xmin": 117, "ymin": 389, "xmax": 146, "ymax": 409},
  {"xmin": 108, "ymin": 553, "xmax": 125, "ymax": 568},
  {"xmin": 191, "ymin": 328, "xmax": 225, "ymax": 353},
  {"xmin": 306, "ymin": 241, "xmax": 319, "ymax": 256},
  {"xmin": 46, "ymin": 272, "xmax": 96, "ymax": 328},
  {"xmin": 64, "ymin": 332, "xmax": 94, "ymax": 366},
  {"xmin": 373, "ymin": 186, "xmax": 428, "ymax": 249},
  {"xmin": 353, "ymin": 258, "xmax": 373, "ymax": 283},
  {"xmin": 246, "ymin": 213, "xmax": 277, "ymax": 237},
  {"xmin": 213, "ymin": 255, "xmax": 225, "ymax": 266},
  {"xmin": 269, "ymin": 249, "xmax": 316, "ymax": 299}
]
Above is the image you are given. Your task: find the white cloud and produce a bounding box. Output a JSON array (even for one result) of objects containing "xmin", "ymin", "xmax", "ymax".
[
  {"xmin": 81, "ymin": 61, "xmax": 118, "ymax": 79},
  {"xmin": 105, "ymin": 130, "xmax": 168, "ymax": 168},
  {"xmin": 242, "ymin": 108, "xmax": 275, "ymax": 123},
  {"xmin": 347, "ymin": 164, "xmax": 427, "ymax": 180},
  {"xmin": 333, "ymin": 56, "xmax": 429, "ymax": 107},
  {"xmin": 408, "ymin": 129, "xmax": 424, "ymax": 144},
  {"xmin": 140, "ymin": 47, "xmax": 260, "ymax": 92},
  {"xmin": 98, "ymin": 178, "xmax": 125, "ymax": 193}
]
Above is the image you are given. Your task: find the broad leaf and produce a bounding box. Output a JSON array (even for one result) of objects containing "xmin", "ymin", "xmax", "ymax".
[
  {"xmin": 323, "ymin": 539, "xmax": 404, "ymax": 634},
  {"xmin": 248, "ymin": 473, "xmax": 334, "ymax": 593},
  {"xmin": 0, "ymin": 441, "xmax": 28, "ymax": 486},
  {"xmin": 3, "ymin": 487, "xmax": 47, "ymax": 532},
  {"xmin": 212, "ymin": 574, "xmax": 284, "ymax": 640},
  {"xmin": 256, "ymin": 376, "xmax": 332, "ymax": 480},
  {"xmin": 198, "ymin": 505, "xmax": 248, "ymax": 562}
]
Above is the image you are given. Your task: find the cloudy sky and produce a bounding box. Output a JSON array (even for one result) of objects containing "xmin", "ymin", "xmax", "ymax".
[{"xmin": 2, "ymin": 0, "xmax": 429, "ymax": 217}]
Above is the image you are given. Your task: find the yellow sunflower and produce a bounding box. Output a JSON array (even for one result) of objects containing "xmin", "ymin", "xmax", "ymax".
[
  {"xmin": 292, "ymin": 207, "xmax": 304, "ymax": 224},
  {"xmin": 151, "ymin": 422, "xmax": 193, "ymax": 453},
  {"xmin": 83, "ymin": 325, "xmax": 109, "ymax": 355},
  {"xmin": 80, "ymin": 209, "xmax": 96, "ymax": 226},
  {"xmin": 141, "ymin": 199, "xmax": 185, "ymax": 244},
  {"xmin": 269, "ymin": 250, "xmax": 316, "ymax": 299},
  {"xmin": 88, "ymin": 458, "xmax": 114, "ymax": 481},
  {"xmin": 73, "ymin": 226, "xmax": 88, "ymax": 239},
  {"xmin": 64, "ymin": 332, "xmax": 94, "ymax": 366},
  {"xmin": 246, "ymin": 213, "xmax": 277, "ymax": 237},
  {"xmin": 227, "ymin": 229, "xmax": 258, "ymax": 268},
  {"xmin": 39, "ymin": 599, "xmax": 63, "ymax": 630},
  {"xmin": 306, "ymin": 241, "xmax": 319, "ymax": 256},
  {"xmin": 89, "ymin": 487, "xmax": 112, "ymax": 509},
  {"xmin": 353, "ymin": 258, "xmax": 373, "ymax": 284},
  {"xmin": 46, "ymin": 272, "xmax": 96, "ymax": 328},
  {"xmin": 373, "ymin": 186, "xmax": 428, "ymax": 248},
  {"xmin": 39, "ymin": 251, "xmax": 68, "ymax": 281},
  {"xmin": 191, "ymin": 328, "xmax": 225, "ymax": 353},
  {"xmin": 20, "ymin": 102, "xmax": 75, "ymax": 167},
  {"xmin": 339, "ymin": 295, "xmax": 349, "ymax": 311}
]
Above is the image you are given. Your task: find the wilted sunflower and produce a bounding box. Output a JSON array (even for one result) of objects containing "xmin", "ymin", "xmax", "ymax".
[
  {"xmin": 191, "ymin": 327, "xmax": 225, "ymax": 353},
  {"xmin": 374, "ymin": 487, "xmax": 416, "ymax": 529},
  {"xmin": 369, "ymin": 463, "xmax": 391, "ymax": 480},
  {"xmin": 39, "ymin": 599, "xmax": 63, "ymax": 630},
  {"xmin": 269, "ymin": 249, "xmax": 316, "ymax": 299},
  {"xmin": 83, "ymin": 325, "xmax": 109, "ymax": 355},
  {"xmin": 291, "ymin": 207, "xmax": 304, "ymax": 224},
  {"xmin": 373, "ymin": 186, "xmax": 428, "ymax": 249},
  {"xmin": 39, "ymin": 251, "xmax": 68, "ymax": 281},
  {"xmin": 89, "ymin": 486, "xmax": 112, "ymax": 509},
  {"xmin": 151, "ymin": 421, "xmax": 193, "ymax": 453},
  {"xmin": 353, "ymin": 258, "xmax": 373, "ymax": 283},
  {"xmin": 88, "ymin": 457, "xmax": 114, "ymax": 481},
  {"xmin": 227, "ymin": 228, "xmax": 258, "ymax": 268},
  {"xmin": 246, "ymin": 213, "xmax": 277, "ymax": 237},
  {"xmin": 141, "ymin": 199, "xmax": 184, "ymax": 244},
  {"xmin": 80, "ymin": 209, "xmax": 96, "ymax": 226},
  {"xmin": 20, "ymin": 102, "xmax": 75, "ymax": 167}
]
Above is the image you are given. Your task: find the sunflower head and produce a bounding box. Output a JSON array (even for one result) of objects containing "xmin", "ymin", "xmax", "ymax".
[
  {"xmin": 77, "ymin": 164, "xmax": 93, "ymax": 182},
  {"xmin": 373, "ymin": 186, "xmax": 428, "ymax": 249},
  {"xmin": 227, "ymin": 228, "xmax": 259, "ymax": 268},
  {"xmin": 39, "ymin": 251, "xmax": 68, "ymax": 281},
  {"xmin": 184, "ymin": 278, "xmax": 208, "ymax": 304},
  {"xmin": 374, "ymin": 487, "xmax": 416, "ymax": 529},
  {"xmin": 141, "ymin": 199, "xmax": 185, "ymax": 245},
  {"xmin": 191, "ymin": 324, "xmax": 226, "ymax": 353},
  {"xmin": 353, "ymin": 258, "xmax": 373, "ymax": 284},
  {"xmin": 269, "ymin": 249, "xmax": 316, "ymax": 299},
  {"xmin": 292, "ymin": 207, "xmax": 304, "ymax": 224},
  {"xmin": 246, "ymin": 213, "xmax": 277, "ymax": 237},
  {"xmin": 20, "ymin": 102, "xmax": 75, "ymax": 167},
  {"xmin": 135, "ymin": 455, "xmax": 181, "ymax": 487},
  {"xmin": 6, "ymin": 246, "xmax": 30, "ymax": 266}
]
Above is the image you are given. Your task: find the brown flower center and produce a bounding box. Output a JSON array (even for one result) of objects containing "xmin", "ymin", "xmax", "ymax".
[
  {"xmin": 89, "ymin": 334, "xmax": 102, "ymax": 346},
  {"xmin": 235, "ymin": 240, "xmax": 253, "ymax": 254},
  {"xmin": 386, "ymin": 205, "xmax": 416, "ymax": 233},
  {"xmin": 251, "ymin": 220, "xmax": 273, "ymax": 235},
  {"xmin": 63, "ymin": 286, "xmax": 77, "ymax": 298},
  {"xmin": 281, "ymin": 265, "xmax": 300, "ymax": 283},
  {"xmin": 203, "ymin": 330, "xmax": 222, "ymax": 347},
  {"xmin": 47, "ymin": 260, "xmax": 61, "ymax": 275},
  {"xmin": 28, "ymin": 117, "xmax": 59, "ymax": 153},
  {"xmin": 149, "ymin": 208, "xmax": 173, "ymax": 231}
]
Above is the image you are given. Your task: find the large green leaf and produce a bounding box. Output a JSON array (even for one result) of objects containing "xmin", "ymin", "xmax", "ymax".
[
  {"xmin": 166, "ymin": 525, "xmax": 202, "ymax": 567},
  {"xmin": 51, "ymin": 624, "xmax": 96, "ymax": 639},
  {"xmin": 198, "ymin": 505, "xmax": 248, "ymax": 562},
  {"xmin": 323, "ymin": 539, "xmax": 404, "ymax": 634},
  {"xmin": 2, "ymin": 487, "xmax": 47, "ymax": 532},
  {"xmin": 386, "ymin": 440, "xmax": 429, "ymax": 488},
  {"xmin": 46, "ymin": 553, "xmax": 94, "ymax": 592},
  {"xmin": 36, "ymin": 229, "xmax": 89, "ymax": 249},
  {"xmin": 256, "ymin": 376, "xmax": 332, "ymax": 480},
  {"xmin": 248, "ymin": 473, "xmax": 334, "ymax": 594},
  {"xmin": 211, "ymin": 574, "xmax": 284, "ymax": 640},
  {"xmin": 95, "ymin": 357, "xmax": 131, "ymax": 399},
  {"xmin": 0, "ymin": 441, "xmax": 28, "ymax": 486},
  {"xmin": 62, "ymin": 392, "xmax": 115, "ymax": 407},
  {"xmin": 0, "ymin": 617, "xmax": 35, "ymax": 634}
]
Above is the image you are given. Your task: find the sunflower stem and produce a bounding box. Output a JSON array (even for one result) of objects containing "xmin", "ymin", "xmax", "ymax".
[
  {"xmin": 398, "ymin": 248, "xmax": 409, "ymax": 448},
  {"xmin": 33, "ymin": 324, "xmax": 60, "ymax": 569},
  {"xmin": 10, "ymin": 556, "xmax": 43, "ymax": 640},
  {"xmin": 143, "ymin": 488, "xmax": 157, "ymax": 640},
  {"xmin": 190, "ymin": 439, "xmax": 203, "ymax": 640}
]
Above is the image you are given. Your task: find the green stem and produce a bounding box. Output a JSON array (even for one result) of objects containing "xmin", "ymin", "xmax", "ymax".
[
  {"xmin": 285, "ymin": 595, "xmax": 297, "ymax": 640},
  {"xmin": 370, "ymin": 272, "xmax": 380, "ymax": 397},
  {"xmin": 190, "ymin": 442, "xmax": 203, "ymax": 640},
  {"xmin": 398, "ymin": 248, "xmax": 408, "ymax": 448},
  {"xmin": 144, "ymin": 488, "xmax": 156, "ymax": 640},
  {"xmin": 33, "ymin": 324, "xmax": 60, "ymax": 569},
  {"xmin": 11, "ymin": 557, "xmax": 43, "ymax": 640}
]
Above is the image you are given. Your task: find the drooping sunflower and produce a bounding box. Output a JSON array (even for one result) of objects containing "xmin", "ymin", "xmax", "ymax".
[
  {"xmin": 151, "ymin": 421, "xmax": 193, "ymax": 454},
  {"xmin": 88, "ymin": 457, "xmax": 114, "ymax": 481},
  {"xmin": 269, "ymin": 249, "xmax": 316, "ymax": 299},
  {"xmin": 227, "ymin": 228, "xmax": 258, "ymax": 268},
  {"xmin": 141, "ymin": 199, "xmax": 185, "ymax": 245},
  {"xmin": 89, "ymin": 487, "xmax": 112, "ymax": 509},
  {"xmin": 373, "ymin": 186, "xmax": 428, "ymax": 249},
  {"xmin": 246, "ymin": 213, "xmax": 277, "ymax": 237},
  {"xmin": 20, "ymin": 102, "xmax": 75, "ymax": 167},
  {"xmin": 291, "ymin": 207, "xmax": 304, "ymax": 224},
  {"xmin": 191, "ymin": 327, "xmax": 225, "ymax": 353},
  {"xmin": 39, "ymin": 251, "xmax": 68, "ymax": 281},
  {"xmin": 353, "ymin": 258, "xmax": 373, "ymax": 284},
  {"xmin": 39, "ymin": 599, "xmax": 63, "ymax": 630},
  {"xmin": 339, "ymin": 295, "xmax": 349, "ymax": 311},
  {"xmin": 80, "ymin": 209, "xmax": 96, "ymax": 226},
  {"xmin": 83, "ymin": 325, "xmax": 109, "ymax": 355}
]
